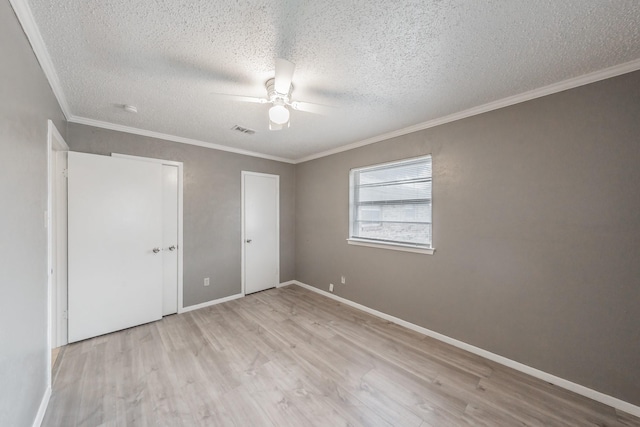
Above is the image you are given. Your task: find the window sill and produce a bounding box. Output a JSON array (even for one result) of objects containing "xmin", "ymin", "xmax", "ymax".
[{"xmin": 346, "ymin": 238, "xmax": 435, "ymax": 255}]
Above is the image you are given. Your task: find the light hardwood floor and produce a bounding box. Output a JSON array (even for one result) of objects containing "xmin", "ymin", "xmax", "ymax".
[
  {"xmin": 44, "ymin": 285, "xmax": 639, "ymax": 426},
  {"xmin": 51, "ymin": 346, "xmax": 61, "ymax": 370}
]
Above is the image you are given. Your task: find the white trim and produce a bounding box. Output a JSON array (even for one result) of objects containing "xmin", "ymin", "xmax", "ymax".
[
  {"xmin": 46, "ymin": 127, "xmax": 52, "ymax": 384},
  {"xmin": 48, "ymin": 123, "xmax": 69, "ymax": 350},
  {"xmin": 70, "ymin": 116, "xmax": 295, "ymax": 164},
  {"xmin": 277, "ymin": 280, "xmax": 297, "ymax": 288},
  {"xmin": 241, "ymin": 172, "xmax": 246, "ymax": 296},
  {"xmin": 174, "ymin": 281, "xmax": 296, "ymax": 313},
  {"xmin": 284, "ymin": 280, "xmax": 640, "ymax": 418},
  {"xmin": 12, "ymin": 0, "xmax": 640, "ymax": 165},
  {"xmin": 241, "ymin": 171, "xmax": 280, "ymax": 296},
  {"xmin": 111, "ymin": 154, "xmax": 185, "ymax": 315},
  {"xmin": 48, "ymin": 120, "xmax": 69, "ymax": 151},
  {"xmin": 295, "ymin": 58, "xmax": 640, "ymax": 163},
  {"xmin": 53, "ymin": 150, "xmax": 69, "ymax": 347},
  {"xmin": 113, "ymin": 153, "xmax": 183, "ymax": 167},
  {"xmin": 9, "ymin": 0, "xmax": 71, "ymax": 118},
  {"xmin": 347, "ymin": 238, "xmax": 435, "ymax": 255},
  {"xmin": 278, "ymin": 282, "xmax": 296, "ymax": 288},
  {"xmin": 46, "ymin": 120, "xmax": 68, "ymax": 422},
  {"xmin": 180, "ymin": 293, "xmax": 244, "ymax": 313},
  {"xmin": 31, "ymin": 386, "xmax": 51, "ymax": 427}
]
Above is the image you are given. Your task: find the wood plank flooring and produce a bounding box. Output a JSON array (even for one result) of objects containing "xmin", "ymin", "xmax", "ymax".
[
  {"xmin": 43, "ymin": 285, "xmax": 640, "ymax": 426},
  {"xmin": 51, "ymin": 347, "xmax": 61, "ymax": 370}
]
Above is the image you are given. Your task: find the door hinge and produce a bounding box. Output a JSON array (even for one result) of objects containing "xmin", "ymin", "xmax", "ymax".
[
  {"xmin": 63, "ymin": 309, "xmax": 68, "ymax": 320},
  {"xmin": 62, "ymin": 168, "xmax": 68, "ymax": 178}
]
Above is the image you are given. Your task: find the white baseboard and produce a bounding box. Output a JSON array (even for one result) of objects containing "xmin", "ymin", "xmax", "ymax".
[
  {"xmin": 181, "ymin": 281, "xmax": 297, "ymax": 313},
  {"xmin": 32, "ymin": 386, "xmax": 51, "ymax": 427},
  {"xmin": 179, "ymin": 293, "xmax": 243, "ymax": 313},
  {"xmin": 282, "ymin": 280, "xmax": 640, "ymax": 418},
  {"xmin": 277, "ymin": 280, "xmax": 297, "ymax": 288}
]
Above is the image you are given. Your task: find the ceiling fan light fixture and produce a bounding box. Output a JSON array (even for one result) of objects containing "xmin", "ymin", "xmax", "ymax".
[
  {"xmin": 269, "ymin": 104, "xmax": 290, "ymax": 124},
  {"xmin": 269, "ymin": 119, "xmax": 290, "ymax": 131}
]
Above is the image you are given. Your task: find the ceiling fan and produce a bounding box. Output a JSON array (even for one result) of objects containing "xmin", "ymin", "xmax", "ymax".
[{"xmin": 218, "ymin": 58, "xmax": 328, "ymax": 131}]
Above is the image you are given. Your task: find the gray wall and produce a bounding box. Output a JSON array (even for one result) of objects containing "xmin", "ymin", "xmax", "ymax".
[
  {"xmin": 4, "ymin": 0, "xmax": 639, "ymax": 414},
  {"xmin": 66, "ymin": 123, "xmax": 296, "ymax": 307},
  {"xmin": 0, "ymin": 1, "xmax": 67, "ymax": 425},
  {"xmin": 295, "ymin": 71, "xmax": 640, "ymax": 405}
]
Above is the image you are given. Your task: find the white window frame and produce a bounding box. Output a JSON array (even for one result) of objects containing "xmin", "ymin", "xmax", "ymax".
[{"xmin": 347, "ymin": 155, "xmax": 435, "ymax": 255}]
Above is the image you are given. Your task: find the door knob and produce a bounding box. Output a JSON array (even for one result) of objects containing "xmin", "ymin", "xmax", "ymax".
[
  {"xmin": 152, "ymin": 247, "xmax": 161, "ymax": 253},
  {"xmin": 246, "ymin": 239, "xmax": 252, "ymax": 243},
  {"xmin": 168, "ymin": 245, "xmax": 176, "ymax": 251}
]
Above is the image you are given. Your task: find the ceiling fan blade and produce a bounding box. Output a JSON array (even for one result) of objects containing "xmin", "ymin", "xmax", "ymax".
[
  {"xmin": 290, "ymin": 101, "xmax": 332, "ymax": 115},
  {"xmin": 274, "ymin": 58, "xmax": 295, "ymax": 94},
  {"xmin": 211, "ymin": 93, "xmax": 268, "ymax": 104}
]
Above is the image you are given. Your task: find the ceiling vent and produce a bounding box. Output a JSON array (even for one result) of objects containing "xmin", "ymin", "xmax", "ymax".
[{"xmin": 231, "ymin": 125, "xmax": 256, "ymax": 135}]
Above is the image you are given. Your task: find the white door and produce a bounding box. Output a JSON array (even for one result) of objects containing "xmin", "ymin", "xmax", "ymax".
[
  {"xmin": 68, "ymin": 152, "xmax": 163, "ymax": 343},
  {"xmin": 111, "ymin": 153, "xmax": 183, "ymax": 316},
  {"xmin": 162, "ymin": 164, "xmax": 178, "ymax": 315},
  {"xmin": 243, "ymin": 172, "xmax": 279, "ymax": 295}
]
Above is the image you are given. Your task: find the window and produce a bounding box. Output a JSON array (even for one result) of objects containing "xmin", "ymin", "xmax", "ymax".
[{"xmin": 348, "ymin": 155, "xmax": 433, "ymax": 254}]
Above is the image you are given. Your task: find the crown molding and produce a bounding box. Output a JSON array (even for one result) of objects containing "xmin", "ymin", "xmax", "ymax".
[
  {"xmin": 294, "ymin": 58, "xmax": 640, "ymax": 163},
  {"xmin": 9, "ymin": 0, "xmax": 71, "ymax": 119},
  {"xmin": 68, "ymin": 116, "xmax": 296, "ymax": 164},
  {"xmin": 12, "ymin": 0, "xmax": 640, "ymax": 165},
  {"xmin": 53, "ymin": 54, "xmax": 640, "ymax": 165}
]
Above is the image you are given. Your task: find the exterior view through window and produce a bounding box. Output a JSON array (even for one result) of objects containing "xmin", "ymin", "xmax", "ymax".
[{"xmin": 349, "ymin": 155, "xmax": 432, "ymax": 248}]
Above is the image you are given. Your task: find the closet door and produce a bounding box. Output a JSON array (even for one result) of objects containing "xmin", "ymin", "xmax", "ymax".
[
  {"xmin": 68, "ymin": 152, "xmax": 163, "ymax": 342},
  {"xmin": 161, "ymin": 164, "xmax": 179, "ymax": 315},
  {"xmin": 242, "ymin": 171, "xmax": 279, "ymax": 295}
]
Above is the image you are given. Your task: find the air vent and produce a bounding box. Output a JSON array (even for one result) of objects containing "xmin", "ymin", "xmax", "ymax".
[{"xmin": 231, "ymin": 125, "xmax": 256, "ymax": 135}]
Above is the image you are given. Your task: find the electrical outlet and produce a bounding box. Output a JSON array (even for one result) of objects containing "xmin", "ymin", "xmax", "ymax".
[
  {"xmin": 329, "ymin": 283, "xmax": 334, "ymax": 292},
  {"xmin": 204, "ymin": 277, "xmax": 210, "ymax": 287},
  {"xmin": 341, "ymin": 276, "xmax": 346, "ymax": 284}
]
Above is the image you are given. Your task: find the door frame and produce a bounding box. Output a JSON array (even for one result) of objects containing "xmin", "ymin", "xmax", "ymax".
[
  {"xmin": 112, "ymin": 153, "xmax": 185, "ymax": 313},
  {"xmin": 47, "ymin": 120, "xmax": 69, "ymax": 384},
  {"xmin": 241, "ymin": 171, "xmax": 280, "ymax": 296}
]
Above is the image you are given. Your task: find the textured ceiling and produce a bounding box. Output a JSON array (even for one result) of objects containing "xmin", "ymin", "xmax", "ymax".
[{"xmin": 26, "ymin": 0, "xmax": 640, "ymax": 161}]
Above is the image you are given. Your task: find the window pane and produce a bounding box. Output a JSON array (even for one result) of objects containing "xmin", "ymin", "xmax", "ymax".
[
  {"xmin": 354, "ymin": 221, "xmax": 431, "ymax": 245},
  {"xmin": 358, "ymin": 206, "xmax": 382, "ymax": 221},
  {"xmin": 357, "ymin": 180, "xmax": 431, "ymax": 203},
  {"xmin": 358, "ymin": 160, "xmax": 431, "ymax": 185},
  {"xmin": 350, "ymin": 155, "xmax": 432, "ymax": 248},
  {"xmin": 357, "ymin": 203, "xmax": 431, "ymax": 223}
]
